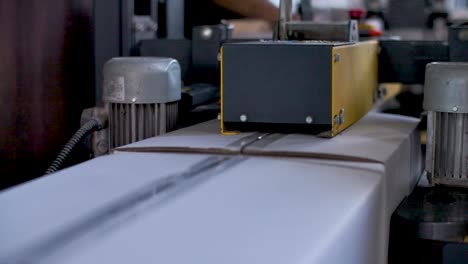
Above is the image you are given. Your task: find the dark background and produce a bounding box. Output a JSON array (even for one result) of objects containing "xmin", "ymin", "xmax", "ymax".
[{"xmin": 0, "ymin": 0, "xmax": 95, "ymax": 190}]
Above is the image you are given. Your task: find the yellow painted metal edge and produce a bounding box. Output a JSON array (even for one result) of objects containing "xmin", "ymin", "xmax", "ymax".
[
  {"xmin": 330, "ymin": 40, "xmax": 379, "ymax": 136},
  {"xmin": 220, "ymin": 47, "xmax": 240, "ymax": 135}
]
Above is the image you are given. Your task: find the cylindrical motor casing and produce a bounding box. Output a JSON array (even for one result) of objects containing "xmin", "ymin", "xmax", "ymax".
[
  {"xmin": 103, "ymin": 57, "xmax": 181, "ymax": 149},
  {"xmin": 424, "ymin": 62, "xmax": 468, "ymax": 188}
]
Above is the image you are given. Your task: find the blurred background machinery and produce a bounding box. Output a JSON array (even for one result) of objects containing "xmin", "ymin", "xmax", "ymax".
[
  {"xmin": 1, "ymin": 0, "xmax": 468, "ymax": 182},
  {"xmin": 1, "ymin": 0, "xmax": 468, "ymax": 178},
  {"xmin": 1, "ymin": 0, "xmax": 468, "ymax": 263}
]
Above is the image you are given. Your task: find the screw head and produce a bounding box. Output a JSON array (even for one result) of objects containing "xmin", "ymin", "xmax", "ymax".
[
  {"xmin": 201, "ymin": 27, "xmax": 213, "ymax": 39},
  {"xmin": 96, "ymin": 140, "xmax": 109, "ymax": 154},
  {"xmin": 306, "ymin": 116, "xmax": 314, "ymax": 124},
  {"xmin": 240, "ymin": 114, "xmax": 248, "ymax": 122},
  {"xmin": 334, "ymin": 53, "xmax": 341, "ymax": 63},
  {"xmin": 334, "ymin": 115, "xmax": 340, "ymax": 125},
  {"xmin": 459, "ymin": 29, "xmax": 468, "ymax": 41},
  {"xmin": 453, "ymin": 106, "xmax": 459, "ymax": 112},
  {"xmin": 134, "ymin": 22, "xmax": 145, "ymax": 33},
  {"xmin": 339, "ymin": 109, "xmax": 345, "ymax": 124},
  {"xmin": 132, "ymin": 98, "xmax": 137, "ymax": 102}
]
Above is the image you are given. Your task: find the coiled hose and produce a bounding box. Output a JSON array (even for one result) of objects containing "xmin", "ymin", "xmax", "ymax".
[{"xmin": 45, "ymin": 119, "xmax": 103, "ymax": 174}]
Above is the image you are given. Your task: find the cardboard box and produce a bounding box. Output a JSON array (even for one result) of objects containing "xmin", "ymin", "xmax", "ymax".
[{"xmin": 0, "ymin": 112, "xmax": 421, "ymax": 264}]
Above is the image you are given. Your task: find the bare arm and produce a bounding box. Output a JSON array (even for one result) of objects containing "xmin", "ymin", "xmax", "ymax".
[{"xmin": 212, "ymin": 0, "xmax": 280, "ymax": 22}]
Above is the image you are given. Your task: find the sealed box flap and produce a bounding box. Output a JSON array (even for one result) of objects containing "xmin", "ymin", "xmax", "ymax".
[
  {"xmin": 116, "ymin": 120, "xmax": 265, "ymax": 154},
  {"xmin": 244, "ymin": 112, "xmax": 420, "ymax": 164},
  {"xmin": 118, "ymin": 112, "xmax": 420, "ymax": 166}
]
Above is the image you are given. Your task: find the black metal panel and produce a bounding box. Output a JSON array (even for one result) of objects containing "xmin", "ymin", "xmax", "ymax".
[
  {"xmin": 191, "ymin": 25, "xmax": 231, "ymax": 85},
  {"xmin": 387, "ymin": 0, "xmax": 428, "ymax": 29},
  {"xmin": 93, "ymin": 0, "xmax": 134, "ymax": 105},
  {"xmin": 141, "ymin": 24, "xmax": 233, "ymax": 85},
  {"xmin": 121, "ymin": 0, "xmax": 134, "ymax": 56},
  {"xmin": 222, "ymin": 42, "xmax": 333, "ymax": 129},
  {"xmin": 379, "ymin": 40, "xmax": 449, "ymax": 84},
  {"xmin": 285, "ymin": 21, "xmax": 359, "ymax": 42},
  {"xmin": 93, "ymin": 0, "xmax": 122, "ymax": 105},
  {"xmin": 449, "ymin": 23, "xmax": 468, "ymax": 62},
  {"xmin": 135, "ymin": 0, "xmax": 151, "ymax": 15}
]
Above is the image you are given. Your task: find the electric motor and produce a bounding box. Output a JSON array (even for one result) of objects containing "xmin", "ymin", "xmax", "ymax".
[
  {"xmin": 424, "ymin": 62, "xmax": 468, "ymax": 188},
  {"xmin": 103, "ymin": 57, "xmax": 181, "ymax": 149}
]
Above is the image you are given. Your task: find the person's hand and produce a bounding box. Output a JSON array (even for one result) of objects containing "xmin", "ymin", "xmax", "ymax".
[{"xmin": 292, "ymin": 13, "xmax": 301, "ymax": 21}]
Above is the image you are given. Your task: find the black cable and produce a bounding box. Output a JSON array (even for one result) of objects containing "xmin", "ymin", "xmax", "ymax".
[{"xmin": 45, "ymin": 119, "xmax": 103, "ymax": 175}]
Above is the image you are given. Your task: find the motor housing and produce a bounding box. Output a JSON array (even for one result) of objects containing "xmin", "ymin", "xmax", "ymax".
[
  {"xmin": 424, "ymin": 62, "xmax": 468, "ymax": 188},
  {"xmin": 103, "ymin": 57, "xmax": 181, "ymax": 149}
]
